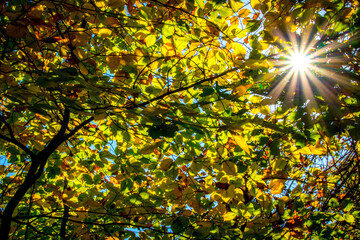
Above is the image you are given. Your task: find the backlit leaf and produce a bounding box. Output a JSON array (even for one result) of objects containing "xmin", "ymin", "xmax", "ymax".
[
  {"xmin": 98, "ymin": 28, "xmax": 112, "ymax": 37},
  {"xmin": 232, "ymin": 134, "xmax": 250, "ymax": 155},
  {"xmin": 250, "ymin": 0, "xmax": 261, "ymax": 10},
  {"xmin": 222, "ymin": 161, "xmax": 238, "ymax": 176},
  {"xmin": 223, "ymin": 212, "xmax": 237, "ymax": 221},
  {"xmin": 269, "ymin": 179, "xmax": 285, "ymax": 195}
]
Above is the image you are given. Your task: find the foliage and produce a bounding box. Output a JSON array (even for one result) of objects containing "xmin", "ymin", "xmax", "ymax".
[{"xmin": 0, "ymin": 0, "xmax": 359, "ymax": 239}]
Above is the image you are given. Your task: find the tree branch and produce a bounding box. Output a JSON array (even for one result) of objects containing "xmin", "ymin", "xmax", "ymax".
[
  {"xmin": 0, "ymin": 109, "xmax": 93, "ymax": 239},
  {"xmin": 125, "ymin": 67, "xmax": 239, "ymax": 109},
  {"xmin": 0, "ymin": 114, "xmax": 36, "ymax": 158},
  {"xmin": 60, "ymin": 179, "xmax": 69, "ymax": 239},
  {"xmin": 61, "ymin": 116, "xmax": 94, "ymax": 143}
]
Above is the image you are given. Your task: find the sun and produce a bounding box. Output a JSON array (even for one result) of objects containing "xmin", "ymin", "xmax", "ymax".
[{"xmin": 289, "ymin": 51, "xmax": 312, "ymax": 71}]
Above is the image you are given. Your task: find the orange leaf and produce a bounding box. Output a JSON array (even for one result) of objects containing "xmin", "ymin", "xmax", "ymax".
[
  {"xmin": 269, "ymin": 179, "xmax": 285, "ymax": 195},
  {"xmin": 232, "ymin": 83, "xmax": 253, "ymax": 97},
  {"xmin": 285, "ymin": 215, "xmax": 303, "ymax": 229},
  {"xmin": 238, "ymin": 9, "xmax": 251, "ymax": 18}
]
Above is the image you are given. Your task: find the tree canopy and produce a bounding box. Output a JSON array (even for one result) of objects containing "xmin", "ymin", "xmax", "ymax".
[{"xmin": 0, "ymin": 0, "xmax": 359, "ymax": 239}]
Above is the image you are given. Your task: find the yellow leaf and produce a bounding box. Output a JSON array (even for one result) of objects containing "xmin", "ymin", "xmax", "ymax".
[
  {"xmin": 160, "ymin": 158, "xmax": 173, "ymax": 171},
  {"xmin": 256, "ymin": 190, "xmax": 272, "ymax": 209},
  {"xmin": 269, "ymin": 179, "xmax": 286, "ymax": 195},
  {"xmin": 232, "ymin": 134, "xmax": 250, "ymax": 155},
  {"xmin": 161, "ymin": 42, "xmax": 176, "ymax": 56},
  {"xmin": 134, "ymin": 47, "xmax": 146, "ymax": 59},
  {"xmin": 95, "ymin": 1, "xmax": 106, "ymax": 8},
  {"xmin": 98, "ymin": 28, "xmax": 112, "ymax": 37},
  {"xmin": 298, "ymin": 145, "xmax": 326, "ymax": 155},
  {"xmin": 145, "ymin": 34, "xmax": 156, "ymax": 47},
  {"xmin": 142, "ymin": 106, "xmax": 169, "ymax": 116},
  {"xmin": 222, "ymin": 161, "xmax": 237, "ymax": 176},
  {"xmin": 73, "ymin": 48, "xmax": 86, "ymax": 60},
  {"xmin": 222, "ymin": 184, "xmax": 235, "ymax": 202},
  {"xmin": 223, "ymin": 212, "xmax": 237, "ymax": 221},
  {"xmin": 259, "ymin": 105, "xmax": 270, "ymax": 115},
  {"xmin": 309, "ymin": 143, "xmax": 327, "ymax": 155},
  {"xmin": 232, "ymin": 42, "xmax": 246, "ymax": 58},
  {"xmin": 230, "ymin": 0, "xmax": 244, "ymax": 12},
  {"xmin": 210, "ymin": 192, "xmax": 222, "ymax": 202},
  {"xmin": 250, "ymin": 0, "xmax": 261, "ymax": 10}
]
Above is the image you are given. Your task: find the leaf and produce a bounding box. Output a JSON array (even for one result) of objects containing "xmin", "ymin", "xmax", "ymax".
[
  {"xmin": 238, "ymin": 9, "xmax": 251, "ymax": 18},
  {"xmin": 160, "ymin": 158, "xmax": 173, "ymax": 171},
  {"xmin": 145, "ymin": 34, "xmax": 156, "ymax": 47},
  {"xmin": 2, "ymin": 0, "xmax": 360, "ymax": 238},
  {"xmin": 171, "ymin": 217, "xmax": 189, "ymax": 234},
  {"xmin": 82, "ymin": 174, "xmax": 93, "ymax": 184},
  {"xmin": 222, "ymin": 161, "xmax": 237, "ymax": 176},
  {"xmin": 217, "ymin": 7, "xmax": 233, "ymax": 18},
  {"xmin": 344, "ymin": 214, "xmax": 355, "ymax": 224},
  {"xmin": 98, "ymin": 28, "xmax": 112, "ymax": 37},
  {"xmin": 232, "ymin": 134, "xmax": 250, "ymax": 155},
  {"xmin": 342, "ymin": 199, "xmax": 354, "ymax": 212},
  {"xmin": 232, "ymin": 83, "xmax": 253, "ymax": 97},
  {"xmin": 231, "ymin": 42, "xmax": 246, "ymax": 58},
  {"xmin": 329, "ymin": 198, "xmax": 339, "ymax": 208},
  {"xmin": 269, "ymin": 179, "xmax": 285, "ymax": 195},
  {"xmin": 256, "ymin": 191, "xmax": 272, "ymax": 209},
  {"xmin": 250, "ymin": 0, "xmax": 261, "ymax": 10},
  {"xmin": 5, "ymin": 23, "xmax": 27, "ymax": 38},
  {"xmin": 161, "ymin": 42, "xmax": 176, "ymax": 56},
  {"xmin": 223, "ymin": 212, "xmax": 237, "ymax": 221},
  {"xmin": 140, "ymin": 140, "xmax": 163, "ymax": 154},
  {"xmin": 285, "ymin": 215, "xmax": 302, "ymax": 229},
  {"xmin": 140, "ymin": 192, "xmax": 150, "ymax": 200},
  {"xmin": 162, "ymin": 21, "xmax": 175, "ymax": 38},
  {"xmin": 106, "ymin": 53, "xmax": 120, "ymax": 71}
]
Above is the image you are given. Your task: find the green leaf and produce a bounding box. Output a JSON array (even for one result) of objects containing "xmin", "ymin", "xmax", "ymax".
[
  {"xmin": 344, "ymin": 214, "xmax": 355, "ymax": 224},
  {"xmin": 121, "ymin": 178, "xmax": 133, "ymax": 194},
  {"xmin": 82, "ymin": 174, "xmax": 93, "ymax": 184},
  {"xmin": 329, "ymin": 198, "xmax": 339, "ymax": 208},
  {"xmin": 171, "ymin": 217, "xmax": 189, "ymax": 234},
  {"xmin": 140, "ymin": 192, "xmax": 150, "ymax": 200},
  {"xmin": 341, "ymin": 199, "xmax": 354, "ymax": 211}
]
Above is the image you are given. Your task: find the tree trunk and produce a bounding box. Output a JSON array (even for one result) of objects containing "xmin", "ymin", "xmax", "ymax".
[{"xmin": 0, "ymin": 159, "xmax": 42, "ymax": 239}]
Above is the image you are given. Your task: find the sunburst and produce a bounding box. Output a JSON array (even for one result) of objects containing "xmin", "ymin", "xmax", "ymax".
[
  {"xmin": 289, "ymin": 51, "xmax": 312, "ymax": 72},
  {"xmin": 266, "ymin": 26, "xmax": 356, "ymax": 109}
]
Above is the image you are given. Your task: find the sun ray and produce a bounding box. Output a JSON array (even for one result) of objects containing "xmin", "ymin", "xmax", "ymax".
[{"xmin": 266, "ymin": 23, "xmax": 360, "ymax": 111}]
